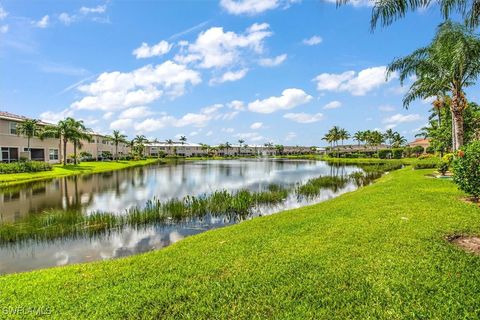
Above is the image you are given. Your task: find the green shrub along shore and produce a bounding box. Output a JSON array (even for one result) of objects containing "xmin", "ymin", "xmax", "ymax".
[{"xmin": 1, "ymin": 165, "xmax": 480, "ymax": 318}]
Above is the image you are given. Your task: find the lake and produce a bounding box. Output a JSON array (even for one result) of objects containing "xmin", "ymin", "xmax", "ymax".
[{"xmin": 0, "ymin": 159, "xmax": 366, "ymax": 274}]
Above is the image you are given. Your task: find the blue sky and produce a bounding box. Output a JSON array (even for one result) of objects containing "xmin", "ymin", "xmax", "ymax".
[{"xmin": 0, "ymin": 0, "xmax": 475, "ymax": 146}]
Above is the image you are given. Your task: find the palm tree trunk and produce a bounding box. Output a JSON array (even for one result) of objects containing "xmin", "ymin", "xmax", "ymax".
[
  {"xmin": 63, "ymin": 139, "xmax": 68, "ymax": 165},
  {"xmin": 74, "ymin": 141, "xmax": 77, "ymax": 165},
  {"xmin": 452, "ymin": 109, "xmax": 464, "ymax": 150},
  {"xmin": 115, "ymin": 144, "xmax": 118, "ymax": 161}
]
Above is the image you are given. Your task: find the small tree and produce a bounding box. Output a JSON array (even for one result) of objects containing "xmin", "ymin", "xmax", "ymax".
[
  {"xmin": 16, "ymin": 119, "xmax": 40, "ymax": 157},
  {"xmin": 452, "ymin": 141, "xmax": 480, "ymax": 202}
]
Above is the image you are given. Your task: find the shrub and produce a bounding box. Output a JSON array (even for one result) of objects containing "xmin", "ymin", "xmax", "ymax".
[
  {"xmin": 0, "ymin": 161, "xmax": 53, "ymax": 174},
  {"xmin": 412, "ymin": 146, "xmax": 425, "ymax": 157},
  {"xmin": 426, "ymin": 146, "xmax": 435, "ymax": 154},
  {"xmin": 443, "ymin": 153, "xmax": 455, "ymax": 165},
  {"xmin": 437, "ymin": 160, "xmax": 449, "ymax": 176},
  {"xmin": 378, "ymin": 149, "xmax": 392, "ymax": 159},
  {"xmin": 392, "ymin": 148, "xmax": 404, "ymax": 159},
  {"xmin": 453, "ymin": 141, "xmax": 480, "ymax": 201},
  {"xmin": 413, "ymin": 158, "xmax": 440, "ymax": 169},
  {"xmin": 403, "ymin": 146, "xmax": 413, "ymax": 158}
]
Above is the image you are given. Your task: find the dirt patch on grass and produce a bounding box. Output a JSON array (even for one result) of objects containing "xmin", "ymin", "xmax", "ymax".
[
  {"xmin": 449, "ymin": 235, "xmax": 480, "ymax": 255},
  {"xmin": 459, "ymin": 197, "xmax": 480, "ymax": 207}
]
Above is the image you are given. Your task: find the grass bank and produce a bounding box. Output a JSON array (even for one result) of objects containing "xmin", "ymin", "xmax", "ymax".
[
  {"xmin": 1, "ymin": 167, "xmax": 480, "ymax": 318},
  {"xmin": 0, "ymin": 159, "xmax": 161, "ymax": 187}
]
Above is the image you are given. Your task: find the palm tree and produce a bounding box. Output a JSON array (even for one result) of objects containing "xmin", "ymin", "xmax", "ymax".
[
  {"xmin": 69, "ymin": 119, "xmax": 92, "ymax": 165},
  {"xmin": 224, "ymin": 142, "xmax": 232, "ymax": 156},
  {"xmin": 339, "ymin": 0, "xmax": 480, "ymax": 30},
  {"xmin": 108, "ymin": 130, "xmax": 128, "ymax": 161},
  {"xmin": 165, "ymin": 139, "xmax": 174, "ymax": 155},
  {"xmin": 275, "ymin": 144, "xmax": 284, "ymax": 155},
  {"xmin": 16, "ymin": 119, "xmax": 40, "ymax": 158},
  {"xmin": 133, "ymin": 135, "xmax": 148, "ymax": 157},
  {"xmin": 383, "ymin": 129, "xmax": 396, "ymax": 147},
  {"xmin": 338, "ymin": 128, "xmax": 350, "ymax": 146},
  {"xmin": 200, "ymin": 143, "xmax": 210, "ymax": 156},
  {"xmin": 353, "ymin": 131, "xmax": 365, "ymax": 146},
  {"xmin": 238, "ymin": 139, "xmax": 245, "ymax": 155},
  {"xmin": 179, "ymin": 136, "xmax": 187, "ymax": 145},
  {"xmin": 392, "ymin": 133, "xmax": 407, "ymax": 148},
  {"xmin": 366, "ymin": 130, "xmax": 385, "ymax": 151},
  {"xmin": 387, "ymin": 22, "xmax": 480, "ymax": 150}
]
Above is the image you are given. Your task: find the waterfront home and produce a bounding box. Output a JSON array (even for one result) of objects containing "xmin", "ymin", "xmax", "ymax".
[{"xmin": 0, "ymin": 111, "xmax": 61, "ymax": 163}]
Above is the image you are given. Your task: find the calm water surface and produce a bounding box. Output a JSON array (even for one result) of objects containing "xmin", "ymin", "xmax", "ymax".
[{"xmin": 0, "ymin": 159, "xmax": 362, "ymax": 274}]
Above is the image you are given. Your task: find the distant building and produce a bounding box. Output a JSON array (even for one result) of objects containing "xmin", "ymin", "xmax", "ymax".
[
  {"xmin": 409, "ymin": 138, "xmax": 431, "ymax": 152},
  {"xmin": 0, "ymin": 111, "xmax": 61, "ymax": 163}
]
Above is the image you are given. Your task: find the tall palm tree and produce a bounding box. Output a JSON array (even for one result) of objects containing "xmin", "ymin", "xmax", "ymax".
[
  {"xmin": 353, "ymin": 131, "xmax": 364, "ymax": 146},
  {"xmin": 392, "ymin": 133, "xmax": 407, "ymax": 148},
  {"xmin": 338, "ymin": 128, "xmax": 350, "ymax": 146},
  {"xmin": 179, "ymin": 136, "xmax": 187, "ymax": 145},
  {"xmin": 238, "ymin": 139, "xmax": 245, "ymax": 155},
  {"xmin": 224, "ymin": 142, "xmax": 232, "ymax": 156},
  {"xmin": 383, "ymin": 129, "xmax": 397, "ymax": 147},
  {"xmin": 387, "ymin": 22, "xmax": 480, "ymax": 150},
  {"xmin": 69, "ymin": 119, "xmax": 92, "ymax": 165},
  {"xmin": 16, "ymin": 119, "xmax": 40, "ymax": 158},
  {"xmin": 165, "ymin": 139, "xmax": 174, "ymax": 155},
  {"xmin": 339, "ymin": 0, "xmax": 480, "ymax": 30},
  {"xmin": 133, "ymin": 135, "xmax": 148, "ymax": 157},
  {"xmin": 108, "ymin": 130, "xmax": 128, "ymax": 161},
  {"xmin": 275, "ymin": 144, "xmax": 284, "ymax": 155}
]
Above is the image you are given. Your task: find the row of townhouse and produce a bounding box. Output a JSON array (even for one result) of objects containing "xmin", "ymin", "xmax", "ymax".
[
  {"xmin": 145, "ymin": 142, "xmax": 317, "ymax": 157},
  {"xmin": 0, "ymin": 112, "xmax": 130, "ymax": 163}
]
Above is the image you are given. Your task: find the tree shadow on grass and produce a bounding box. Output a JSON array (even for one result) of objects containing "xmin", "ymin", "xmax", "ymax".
[{"xmin": 61, "ymin": 165, "xmax": 95, "ymax": 172}]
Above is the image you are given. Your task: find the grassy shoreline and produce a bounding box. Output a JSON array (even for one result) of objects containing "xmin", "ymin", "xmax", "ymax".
[
  {"xmin": 0, "ymin": 159, "xmax": 162, "ymax": 188},
  {"xmin": 1, "ymin": 167, "xmax": 479, "ymax": 318}
]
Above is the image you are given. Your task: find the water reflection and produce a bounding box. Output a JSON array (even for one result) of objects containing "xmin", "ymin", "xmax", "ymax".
[{"xmin": 0, "ymin": 159, "xmax": 364, "ymax": 274}]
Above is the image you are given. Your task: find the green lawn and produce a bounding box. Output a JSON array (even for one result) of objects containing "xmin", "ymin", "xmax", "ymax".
[
  {"xmin": 1, "ymin": 167, "xmax": 479, "ymax": 319},
  {"xmin": 0, "ymin": 159, "xmax": 161, "ymax": 187}
]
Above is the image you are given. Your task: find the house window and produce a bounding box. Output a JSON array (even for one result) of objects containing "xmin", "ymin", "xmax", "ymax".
[
  {"xmin": 9, "ymin": 122, "xmax": 17, "ymax": 135},
  {"xmin": 49, "ymin": 149, "xmax": 59, "ymax": 160}
]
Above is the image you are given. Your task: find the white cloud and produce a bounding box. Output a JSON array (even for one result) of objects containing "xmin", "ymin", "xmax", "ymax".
[
  {"xmin": 285, "ymin": 131, "xmax": 296, "ymax": 141},
  {"xmin": 221, "ymin": 127, "xmax": 235, "ymax": 133},
  {"xmin": 383, "ymin": 113, "xmax": 422, "ymax": 124},
  {"xmin": 323, "ymin": 0, "xmax": 373, "ymax": 7},
  {"xmin": 80, "ymin": 5, "xmax": 107, "ymax": 14},
  {"xmin": 39, "ymin": 108, "xmax": 74, "ymax": 124},
  {"xmin": 110, "ymin": 118, "xmax": 133, "ymax": 130},
  {"xmin": 210, "ymin": 68, "xmax": 248, "ymax": 85},
  {"xmin": 303, "ymin": 35, "xmax": 322, "ymax": 46},
  {"xmin": 258, "ymin": 54, "xmax": 287, "ymax": 67},
  {"xmin": 71, "ymin": 60, "xmax": 201, "ymax": 111},
  {"xmin": 119, "ymin": 106, "xmax": 154, "ymax": 119},
  {"xmin": 227, "ymin": 100, "xmax": 245, "ymax": 111},
  {"xmin": 235, "ymin": 131, "xmax": 266, "ymax": 142},
  {"xmin": 58, "ymin": 12, "xmax": 75, "ymax": 25},
  {"xmin": 0, "ymin": 5, "xmax": 8, "ymax": 20},
  {"xmin": 283, "ymin": 112, "xmax": 324, "ymax": 123},
  {"xmin": 314, "ymin": 66, "xmax": 394, "ymax": 96},
  {"xmin": 133, "ymin": 41, "xmax": 172, "ymax": 59},
  {"xmin": 220, "ymin": 0, "xmax": 280, "ymax": 15},
  {"xmin": 206, "ymin": 130, "xmax": 213, "ymax": 136},
  {"xmin": 33, "ymin": 15, "xmax": 49, "ymax": 28},
  {"xmin": 131, "ymin": 102, "xmax": 235, "ymax": 132},
  {"xmin": 323, "ymin": 100, "xmax": 342, "ymax": 109},
  {"xmin": 0, "ymin": 24, "xmax": 8, "ymax": 33},
  {"xmin": 174, "ymin": 23, "xmax": 272, "ymax": 70},
  {"xmin": 248, "ymin": 88, "xmax": 312, "ymax": 114},
  {"xmin": 422, "ymin": 96, "xmax": 436, "ymax": 104},
  {"xmin": 250, "ymin": 122, "xmax": 263, "ymax": 129},
  {"xmin": 379, "ymin": 105, "xmax": 395, "ymax": 112}
]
